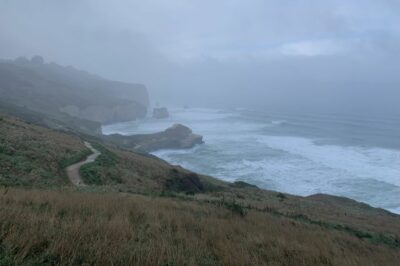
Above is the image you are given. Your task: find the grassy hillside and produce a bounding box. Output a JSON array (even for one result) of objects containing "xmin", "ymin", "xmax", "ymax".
[
  {"xmin": 0, "ymin": 113, "xmax": 217, "ymax": 193},
  {"xmin": 1, "ymin": 113, "xmax": 400, "ymax": 265}
]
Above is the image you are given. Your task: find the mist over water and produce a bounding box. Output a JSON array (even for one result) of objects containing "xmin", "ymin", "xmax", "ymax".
[{"xmin": 103, "ymin": 108, "xmax": 400, "ymax": 214}]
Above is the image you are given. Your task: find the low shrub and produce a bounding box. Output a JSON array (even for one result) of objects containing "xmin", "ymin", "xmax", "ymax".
[
  {"xmin": 165, "ymin": 170, "xmax": 204, "ymax": 194},
  {"xmin": 223, "ymin": 201, "xmax": 247, "ymax": 217}
]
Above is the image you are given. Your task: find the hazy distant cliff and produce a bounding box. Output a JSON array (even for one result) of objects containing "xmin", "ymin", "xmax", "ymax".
[{"xmin": 0, "ymin": 56, "xmax": 149, "ymax": 126}]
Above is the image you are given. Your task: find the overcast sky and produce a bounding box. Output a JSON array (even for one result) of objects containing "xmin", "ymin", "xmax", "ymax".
[{"xmin": 1, "ymin": 0, "xmax": 399, "ymax": 114}]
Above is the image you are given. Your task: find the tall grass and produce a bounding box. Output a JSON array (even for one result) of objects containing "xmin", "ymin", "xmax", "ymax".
[{"xmin": 0, "ymin": 188, "xmax": 399, "ymax": 265}]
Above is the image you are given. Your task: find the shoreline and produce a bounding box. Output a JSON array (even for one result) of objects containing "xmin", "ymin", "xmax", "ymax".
[{"xmin": 102, "ymin": 108, "xmax": 400, "ymax": 215}]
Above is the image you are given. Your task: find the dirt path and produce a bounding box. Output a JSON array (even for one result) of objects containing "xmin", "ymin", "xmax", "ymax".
[{"xmin": 66, "ymin": 142, "xmax": 101, "ymax": 186}]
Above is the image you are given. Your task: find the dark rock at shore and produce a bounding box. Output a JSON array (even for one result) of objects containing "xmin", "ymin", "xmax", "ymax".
[
  {"xmin": 153, "ymin": 107, "xmax": 169, "ymax": 119},
  {"xmin": 104, "ymin": 123, "xmax": 204, "ymax": 152},
  {"xmin": 230, "ymin": 181, "xmax": 258, "ymax": 189},
  {"xmin": 165, "ymin": 169, "xmax": 204, "ymax": 194}
]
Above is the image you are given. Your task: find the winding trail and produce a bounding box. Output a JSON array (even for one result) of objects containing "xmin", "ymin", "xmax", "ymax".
[{"xmin": 66, "ymin": 142, "xmax": 101, "ymax": 186}]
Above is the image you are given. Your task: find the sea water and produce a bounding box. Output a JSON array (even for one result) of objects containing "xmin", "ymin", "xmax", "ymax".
[{"xmin": 102, "ymin": 108, "xmax": 400, "ymax": 214}]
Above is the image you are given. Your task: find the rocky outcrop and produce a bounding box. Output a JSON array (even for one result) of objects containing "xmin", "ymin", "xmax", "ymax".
[
  {"xmin": 104, "ymin": 124, "xmax": 204, "ymax": 152},
  {"xmin": 153, "ymin": 107, "xmax": 169, "ymax": 119}
]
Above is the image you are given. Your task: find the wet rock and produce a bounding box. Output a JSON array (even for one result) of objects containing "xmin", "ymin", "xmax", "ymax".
[{"xmin": 105, "ymin": 123, "xmax": 204, "ymax": 152}]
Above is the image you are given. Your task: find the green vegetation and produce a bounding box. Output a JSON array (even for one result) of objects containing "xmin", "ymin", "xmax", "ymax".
[
  {"xmin": 91, "ymin": 143, "xmax": 119, "ymax": 166},
  {"xmin": 165, "ymin": 169, "xmax": 204, "ymax": 194},
  {"xmin": 58, "ymin": 148, "xmax": 92, "ymax": 169},
  {"xmin": 276, "ymin": 192, "xmax": 287, "ymax": 201},
  {"xmin": 0, "ymin": 244, "xmax": 13, "ymax": 266},
  {"xmin": 80, "ymin": 143, "xmax": 119, "ymax": 185},
  {"xmin": 0, "ymin": 115, "xmax": 90, "ymax": 187},
  {"xmin": 222, "ymin": 200, "xmax": 247, "ymax": 217},
  {"xmin": 79, "ymin": 165, "xmax": 102, "ymax": 185}
]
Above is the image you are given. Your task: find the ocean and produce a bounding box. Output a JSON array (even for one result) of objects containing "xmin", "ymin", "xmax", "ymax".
[{"xmin": 102, "ymin": 108, "xmax": 400, "ymax": 214}]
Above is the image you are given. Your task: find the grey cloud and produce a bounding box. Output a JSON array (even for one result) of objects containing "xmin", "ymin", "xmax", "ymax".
[{"xmin": 0, "ymin": 0, "xmax": 399, "ymax": 115}]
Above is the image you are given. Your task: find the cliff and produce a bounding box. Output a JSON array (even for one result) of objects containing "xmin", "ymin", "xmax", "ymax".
[{"xmin": 0, "ymin": 56, "xmax": 149, "ymax": 127}]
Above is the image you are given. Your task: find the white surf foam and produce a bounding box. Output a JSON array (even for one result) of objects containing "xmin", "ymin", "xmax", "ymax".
[
  {"xmin": 103, "ymin": 108, "xmax": 400, "ymax": 213},
  {"xmin": 256, "ymin": 136, "xmax": 400, "ymax": 187}
]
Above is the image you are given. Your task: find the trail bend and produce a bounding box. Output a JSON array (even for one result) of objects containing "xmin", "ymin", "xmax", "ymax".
[{"xmin": 66, "ymin": 142, "xmax": 100, "ymax": 186}]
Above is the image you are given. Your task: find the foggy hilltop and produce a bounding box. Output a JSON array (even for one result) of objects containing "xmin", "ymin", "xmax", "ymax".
[{"xmin": 0, "ymin": 56, "xmax": 149, "ymax": 133}]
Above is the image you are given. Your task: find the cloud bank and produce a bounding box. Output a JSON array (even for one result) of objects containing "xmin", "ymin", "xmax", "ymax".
[{"xmin": 1, "ymin": 0, "xmax": 399, "ymax": 114}]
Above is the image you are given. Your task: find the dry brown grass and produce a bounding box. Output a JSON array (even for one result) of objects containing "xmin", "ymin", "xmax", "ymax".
[
  {"xmin": 208, "ymin": 187, "xmax": 400, "ymax": 238},
  {"xmin": 0, "ymin": 187, "xmax": 399, "ymax": 266}
]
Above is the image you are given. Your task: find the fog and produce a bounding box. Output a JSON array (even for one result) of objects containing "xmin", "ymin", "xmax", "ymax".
[{"xmin": 1, "ymin": 0, "xmax": 400, "ymax": 115}]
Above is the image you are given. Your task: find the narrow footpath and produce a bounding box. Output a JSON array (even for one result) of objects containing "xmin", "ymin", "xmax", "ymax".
[{"xmin": 66, "ymin": 142, "xmax": 101, "ymax": 186}]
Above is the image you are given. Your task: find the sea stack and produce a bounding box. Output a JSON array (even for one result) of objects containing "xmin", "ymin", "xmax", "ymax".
[{"xmin": 153, "ymin": 107, "xmax": 169, "ymax": 119}]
